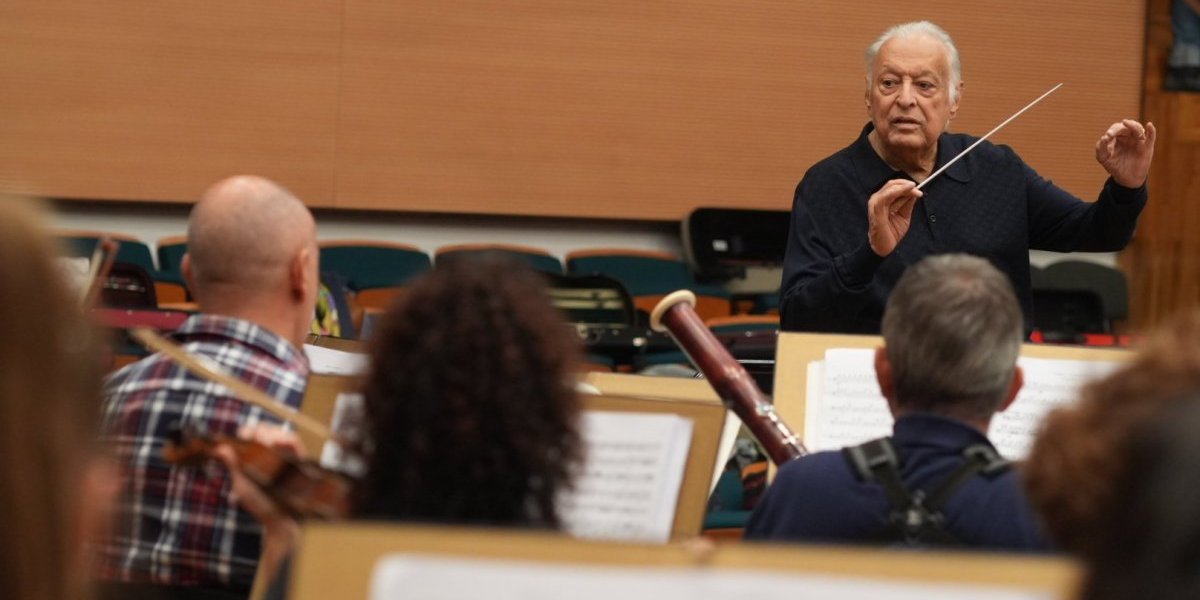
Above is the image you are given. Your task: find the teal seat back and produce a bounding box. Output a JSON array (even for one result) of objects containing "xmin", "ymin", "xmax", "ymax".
[
  {"xmin": 319, "ymin": 245, "xmax": 432, "ymax": 290},
  {"xmin": 157, "ymin": 241, "xmax": 188, "ymax": 280},
  {"xmin": 438, "ymin": 247, "xmax": 563, "ymax": 274},
  {"xmin": 567, "ymin": 254, "xmax": 728, "ymax": 298},
  {"xmin": 58, "ymin": 235, "xmax": 158, "ymax": 276}
]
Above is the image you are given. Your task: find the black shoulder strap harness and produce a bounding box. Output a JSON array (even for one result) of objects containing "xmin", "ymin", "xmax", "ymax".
[{"xmin": 842, "ymin": 437, "xmax": 1011, "ymax": 546}]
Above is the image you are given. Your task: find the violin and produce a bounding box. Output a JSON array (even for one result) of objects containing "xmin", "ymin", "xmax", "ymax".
[{"xmin": 163, "ymin": 424, "xmax": 355, "ymax": 520}]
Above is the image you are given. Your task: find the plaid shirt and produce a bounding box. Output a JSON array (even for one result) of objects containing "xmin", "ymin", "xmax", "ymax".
[{"xmin": 96, "ymin": 315, "xmax": 309, "ymax": 590}]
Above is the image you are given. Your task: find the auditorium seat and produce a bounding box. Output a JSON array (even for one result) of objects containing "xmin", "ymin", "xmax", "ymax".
[
  {"xmin": 155, "ymin": 235, "xmax": 188, "ymax": 279},
  {"xmin": 153, "ymin": 235, "xmax": 191, "ymax": 305},
  {"xmin": 1040, "ymin": 260, "xmax": 1129, "ymax": 332},
  {"xmin": 565, "ymin": 249, "xmax": 732, "ymax": 323},
  {"xmin": 706, "ymin": 314, "xmax": 779, "ymax": 332},
  {"xmin": 435, "ymin": 243, "xmax": 564, "ymax": 274},
  {"xmin": 57, "ymin": 230, "xmax": 157, "ymax": 274},
  {"xmin": 57, "ymin": 230, "xmax": 190, "ymax": 307},
  {"xmin": 318, "ymin": 241, "xmax": 432, "ymax": 311}
]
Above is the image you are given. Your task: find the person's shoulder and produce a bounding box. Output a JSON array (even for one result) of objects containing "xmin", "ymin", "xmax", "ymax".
[
  {"xmin": 103, "ymin": 353, "xmax": 167, "ymax": 393},
  {"xmin": 802, "ymin": 142, "xmax": 859, "ymax": 180},
  {"xmin": 772, "ymin": 449, "xmax": 855, "ymax": 488}
]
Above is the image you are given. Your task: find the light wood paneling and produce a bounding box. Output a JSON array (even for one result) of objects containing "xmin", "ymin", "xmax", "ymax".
[
  {"xmin": 1120, "ymin": 0, "xmax": 1200, "ymax": 329},
  {"xmin": 0, "ymin": 1, "xmax": 342, "ymax": 204},
  {"xmin": 334, "ymin": 1, "xmax": 1144, "ymax": 218},
  {"xmin": 2, "ymin": 2, "xmax": 1144, "ymax": 220}
]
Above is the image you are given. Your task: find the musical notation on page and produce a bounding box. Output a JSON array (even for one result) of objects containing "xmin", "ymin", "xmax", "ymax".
[
  {"xmin": 806, "ymin": 349, "xmax": 1118, "ymax": 458},
  {"xmin": 557, "ymin": 411, "xmax": 693, "ymax": 543}
]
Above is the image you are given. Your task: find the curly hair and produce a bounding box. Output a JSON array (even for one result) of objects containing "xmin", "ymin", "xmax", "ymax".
[
  {"xmin": 1078, "ymin": 397, "xmax": 1200, "ymax": 600},
  {"xmin": 353, "ymin": 255, "xmax": 584, "ymax": 528},
  {"xmin": 1024, "ymin": 310, "xmax": 1200, "ymax": 556}
]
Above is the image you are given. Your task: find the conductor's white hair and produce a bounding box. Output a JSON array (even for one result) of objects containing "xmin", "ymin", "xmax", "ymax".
[{"xmin": 865, "ymin": 21, "xmax": 961, "ymax": 102}]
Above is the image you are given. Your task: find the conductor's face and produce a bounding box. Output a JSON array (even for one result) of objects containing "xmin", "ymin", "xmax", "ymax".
[{"xmin": 866, "ymin": 35, "xmax": 960, "ymax": 157}]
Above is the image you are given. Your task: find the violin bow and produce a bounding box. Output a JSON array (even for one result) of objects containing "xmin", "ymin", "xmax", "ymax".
[
  {"xmin": 129, "ymin": 327, "xmax": 337, "ymax": 445},
  {"xmin": 81, "ymin": 237, "xmax": 120, "ymax": 309}
]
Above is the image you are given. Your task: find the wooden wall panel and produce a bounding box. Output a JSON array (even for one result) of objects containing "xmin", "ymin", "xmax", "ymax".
[
  {"xmin": 334, "ymin": 1, "xmax": 1145, "ymax": 219},
  {"xmin": 0, "ymin": 1, "xmax": 342, "ymax": 204},
  {"xmin": 1, "ymin": 2, "xmax": 1145, "ymax": 220},
  {"xmin": 1120, "ymin": 0, "xmax": 1200, "ymax": 330}
]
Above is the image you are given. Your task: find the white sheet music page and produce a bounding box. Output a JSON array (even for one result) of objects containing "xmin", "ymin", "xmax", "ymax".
[
  {"xmin": 368, "ymin": 554, "xmax": 1055, "ymax": 600},
  {"xmin": 810, "ymin": 349, "xmax": 1120, "ymax": 459},
  {"xmin": 991, "ymin": 357, "xmax": 1119, "ymax": 458},
  {"xmin": 804, "ymin": 360, "xmax": 825, "ymax": 449},
  {"xmin": 318, "ymin": 393, "xmax": 367, "ymax": 477},
  {"xmin": 814, "ymin": 348, "xmax": 892, "ymax": 452},
  {"xmin": 557, "ymin": 411, "xmax": 693, "ymax": 543},
  {"xmin": 302, "ymin": 344, "xmax": 368, "ymax": 376}
]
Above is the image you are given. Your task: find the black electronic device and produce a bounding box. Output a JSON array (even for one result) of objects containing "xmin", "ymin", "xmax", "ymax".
[{"xmin": 683, "ymin": 207, "xmax": 790, "ymax": 279}]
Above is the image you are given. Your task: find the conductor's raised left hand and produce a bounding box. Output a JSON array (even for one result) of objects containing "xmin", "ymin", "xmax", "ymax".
[{"xmin": 1096, "ymin": 119, "xmax": 1156, "ymax": 189}]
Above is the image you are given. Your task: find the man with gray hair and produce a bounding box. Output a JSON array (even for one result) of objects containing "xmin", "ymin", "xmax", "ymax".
[
  {"xmin": 780, "ymin": 20, "xmax": 1155, "ymax": 334},
  {"xmin": 747, "ymin": 254, "xmax": 1047, "ymax": 549},
  {"xmin": 97, "ymin": 176, "xmax": 320, "ymax": 599}
]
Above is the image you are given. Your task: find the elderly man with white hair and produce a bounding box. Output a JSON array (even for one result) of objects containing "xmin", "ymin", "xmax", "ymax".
[{"xmin": 779, "ymin": 21, "xmax": 1156, "ymax": 334}]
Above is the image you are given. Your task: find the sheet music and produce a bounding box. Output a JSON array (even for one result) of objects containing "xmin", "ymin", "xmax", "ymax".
[
  {"xmin": 991, "ymin": 357, "xmax": 1119, "ymax": 457},
  {"xmin": 811, "ymin": 349, "xmax": 1119, "ymax": 458},
  {"xmin": 368, "ymin": 554, "xmax": 1054, "ymax": 600},
  {"xmin": 804, "ymin": 359, "xmax": 824, "ymax": 448},
  {"xmin": 303, "ymin": 344, "xmax": 368, "ymax": 376},
  {"xmin": 813, "ymin": 349, "xmax": 892, "ymax": 451},
  {"xmin": 557, "ymin": 411, "xmax": 693, "ymax": 543},
  {"xmin": 708, "ymin": 411, "xmax": 739, "ymax": 494},
  {"xmin": 319, "ymin": 393, "xmax": 367, "ymax": 477}
]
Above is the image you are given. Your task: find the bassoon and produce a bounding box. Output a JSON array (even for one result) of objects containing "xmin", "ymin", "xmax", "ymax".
[{"xmin": 650, "ymin": 291, "xmax": 806, "ymax": 465}]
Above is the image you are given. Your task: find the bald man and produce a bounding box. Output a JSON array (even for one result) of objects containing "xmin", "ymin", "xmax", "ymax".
[{"xmin": 96, "ymin": 176, "xmax": 319, "ymax": 600}]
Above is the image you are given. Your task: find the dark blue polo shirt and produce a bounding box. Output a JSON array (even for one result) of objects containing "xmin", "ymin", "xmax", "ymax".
[
  {"xmin": 745, "ymin": 413, "xmax": 1050, "ymax": 551},
  {"xmin": 779, "ymin": 123, "xmax": 1147, "ymax": 333}
]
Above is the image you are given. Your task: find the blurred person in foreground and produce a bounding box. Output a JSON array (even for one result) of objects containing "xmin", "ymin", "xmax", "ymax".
[
  {"xmin": 0, "ymin": 200, "xmax": 113, "ymax": 600},
  {"xmin": 1026, "ymin": 310, "xmax": 1200, "ymax": 599}
]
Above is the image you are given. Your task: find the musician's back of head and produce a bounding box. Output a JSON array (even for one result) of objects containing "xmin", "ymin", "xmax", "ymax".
[
  {"xmin": 881, "ymin": 253, "xmax": 1024, "ymax": 423},
  {"xmin": 182, "ymin": 175, "xmax": 319, "ymax": 347},
  {"xmin": 355, "ymin": 255, "xmax": 584, "ymax": 528}
]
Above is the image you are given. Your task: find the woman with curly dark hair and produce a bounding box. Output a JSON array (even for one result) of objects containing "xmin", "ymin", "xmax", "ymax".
[
  {"xmin": 219, "ymin": 255, "xmax": 585, "ymax": 586},
  {"xmin": 1024, "ymin": 309, "xmax": 1200, "ymax": 599},
  {"xmin": 353, "ymin": 255, "xmax": 584, "ymax": 526}
]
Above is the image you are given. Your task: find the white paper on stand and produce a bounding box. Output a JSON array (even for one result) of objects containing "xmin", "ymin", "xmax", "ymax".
[
  {"xmin": 303, "ymin": 344, "xmax": 368, "ymax": 376},
  {"xmin": 368, "ymin": 554, "xmax": 1055, "ymax": 600},
  {"xmin": 557, "ymin": 411, "xmax": 693, "ymax": 543},
  {"xmin": 808, "ymin": 349, "xmax": 1119, "ymax": 458}
]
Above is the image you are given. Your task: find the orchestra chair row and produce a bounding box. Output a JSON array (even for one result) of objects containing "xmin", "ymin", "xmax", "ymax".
[
  {"xmin": 434, "ymin": 243, "xmax": 564, "ymax": 274},
  {"xmin": 317, "ymin": 240, "xmax": 432, "ymax": 312},
  {"xmin": 318, "ymin": 242, "xmax": 566, "ymax": 313},
  {"xmin": 55, "ymin": 231, "xmax": 191, "ymax": 307},
  {"xmin": 565, "ymin": 248, "xmax": 732, "ymax": 323}
]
